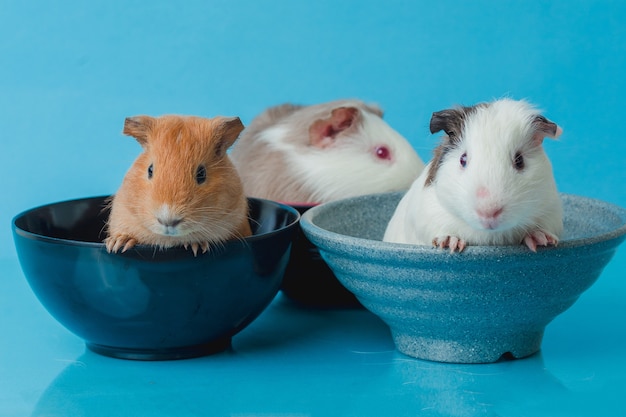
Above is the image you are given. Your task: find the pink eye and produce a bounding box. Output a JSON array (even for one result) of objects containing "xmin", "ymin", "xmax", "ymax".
[
  {"xmin": 375, "ymin": 146, "xmax": 391, "ymax": 160},
  {"xmin": 460, "ymin": 152, "xmax": 468, "ymax": 168}
]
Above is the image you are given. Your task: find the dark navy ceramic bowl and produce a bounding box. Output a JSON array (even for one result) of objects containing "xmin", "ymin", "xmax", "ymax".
[
  {"xmin": 280, "ymin": 203, "xmax": 361, "ymax": 308},
  {"xmin": 12, "ymin": 196, "xmax": 299, "ymax": 360},
  {"xmin": 301, "ymin": 192, "xmax": 626, "ymax": 363}
]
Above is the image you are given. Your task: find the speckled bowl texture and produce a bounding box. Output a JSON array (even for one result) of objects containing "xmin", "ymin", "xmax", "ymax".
[{"xmin": 300, "ymin": 192, "xmax": 626, "ymax": 363}]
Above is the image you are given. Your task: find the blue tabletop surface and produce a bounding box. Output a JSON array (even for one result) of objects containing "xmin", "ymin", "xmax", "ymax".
[{"xmin": 1, "ymin": 1, "xmax": 625, "ymax": 416}]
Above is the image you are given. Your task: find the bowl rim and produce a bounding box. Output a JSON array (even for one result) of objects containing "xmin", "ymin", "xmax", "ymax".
[
  {"xmin": 12, "ymin": 194, "xmax": 301, "ymax": 251},
  {"xmin": 300, "ymin": 191, "xmax": 626, "ymax": 257},
  {"xmin": 278, "ymin": 201, "xmax": 319, "ymax": 209}
]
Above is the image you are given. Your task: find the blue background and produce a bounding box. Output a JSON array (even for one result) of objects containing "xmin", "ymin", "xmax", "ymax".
[{"xmin": 1, "ymin": 1, "xmax": 625, "ymax": 416}]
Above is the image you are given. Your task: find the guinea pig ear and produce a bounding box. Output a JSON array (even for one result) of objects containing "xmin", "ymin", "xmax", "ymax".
[
  {"xmin": 123, "ymin": 116, "xmax": 155, "ymax": 146},
  {"xmin": 430, "ymin": 105, "xmax": 484, "ymax": 143},
  {"xmin": 363, "ymin": 103, "xmax": 384, "ymax": 118},
  {"xmin": 309, "ymin": 107, "xmax": 360, "ymax": 148},
  {"xmin": 430, "ymin": 110, "xmax": 450, "ymax": 133},
  {"xmin": 532, "ymin": 115, "xmax": 563, "ymax": 145},
  {"xmin": 214, "ymin": 116, "xmax": 244, "ymax": 158},
  {"xmin": 429, "ymin": 108, "xmax": 465, "ymax": 143}
]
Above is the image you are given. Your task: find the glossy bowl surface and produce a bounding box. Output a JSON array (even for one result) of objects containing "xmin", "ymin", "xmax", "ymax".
[
  {"xmin": 13, "ymin": 196, "xmax": 299, "ymax": 360},
  {"xmin": 300, "ymin": 192, "xmax": 626, "ymax": 363}
]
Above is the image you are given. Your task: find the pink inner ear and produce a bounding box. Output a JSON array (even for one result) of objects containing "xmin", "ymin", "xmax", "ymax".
[
  {"xmin": 309, "ymin": 107, "xmax": 358, "ymax": 148},
  {"xmin": 533, "ymin": 124, "xmax": 563, "ymax": 146},
  {"xmin": 553, "ymin": 125, "xmax": 563, "ymax": 138}
]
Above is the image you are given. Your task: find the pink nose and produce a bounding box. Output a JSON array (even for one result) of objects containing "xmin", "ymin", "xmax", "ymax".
[
  {"xmin": 476, "ymin": 186, "xmax": 490, "ymax": 198},
  {"xmin": 477, "ymin": 207, "xmax": 503, "ymax": 219}
]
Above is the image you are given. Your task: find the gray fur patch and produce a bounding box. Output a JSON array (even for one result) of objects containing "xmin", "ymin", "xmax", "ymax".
[{"xmin": 425, "ymin": 104, "xmax": 486, "ymax": 186}]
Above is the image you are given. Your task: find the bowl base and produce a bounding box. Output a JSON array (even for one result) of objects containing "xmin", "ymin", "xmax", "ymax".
[
  {"xmin": 86, "ymin": 337, "xmax": 232, "ymax": 361},
  {"xmin": 392, "ymin": 330, "xmax": 544, "ymax": 364}
]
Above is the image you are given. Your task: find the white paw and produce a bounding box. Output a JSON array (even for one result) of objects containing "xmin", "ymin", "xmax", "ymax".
[
  {"xmin": 523, "ymin": 230, "xmax": 559, "ymax": 252},
  {"xmin": 432, "ymin": 236, "xmax": 467, "ymax": 253}
]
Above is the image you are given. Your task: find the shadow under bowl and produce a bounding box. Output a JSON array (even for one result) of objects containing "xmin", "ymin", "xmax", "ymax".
[
  {"xmin": 300, "ymin": 192, "xmax": 626, "ymax": 363},
  {"xmin": 12, "ymin": 196, "xmax": 299, "ymax": 360},
  {"xmin": 280, "ymin": 203, "xmax": 362, "ymax": 309}
]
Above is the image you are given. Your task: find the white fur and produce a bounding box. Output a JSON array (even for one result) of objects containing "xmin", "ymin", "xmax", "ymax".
[
  {"xmin": 257, "ymin": 125, "xmax": 292, "ymax": 151},
  {"xmin": 265, "ymin": 108, "xmax": 424, "ymax": 202},
  {"xmin": 383, "ymin": 99, "xmax": 563, "ymax": 250},
  {"xmin": 230, "ymin": 99, "xmax": 425, "ymax": 204}
]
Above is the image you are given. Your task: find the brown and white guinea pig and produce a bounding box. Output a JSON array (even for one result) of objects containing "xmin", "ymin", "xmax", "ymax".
[
  {"xmin": 229, "ymin": 99, "xmax": 425, "ymax": 204},
  {"xmin": 105, "ymin": 115, "xmax": 252, "ymax": 255},
  {"xmin": 383, "ymin": 98, "xmax": 563, "ymax": 252}
]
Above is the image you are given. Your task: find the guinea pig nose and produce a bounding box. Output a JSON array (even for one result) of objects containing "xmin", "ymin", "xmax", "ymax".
[
  {"xmin": 476, "ymin": 186, "xmax": 490, "ymax": 198},
  {"xmin": 158, "ymin": 217, "xmax": 182, "ymax": 227},
  {"xmin": 477, "ymin": 207, "xmax": 503, "ymax": 219}
]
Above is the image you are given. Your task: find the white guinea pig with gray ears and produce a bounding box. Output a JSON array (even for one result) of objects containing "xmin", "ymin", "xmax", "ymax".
[
  {"xmin": 383, "ymin": 98, "xmax": 563, "ymax": 252},
  {"xmin": 229, "ymin": 99, "xmax": 424, "ymax": 204}
]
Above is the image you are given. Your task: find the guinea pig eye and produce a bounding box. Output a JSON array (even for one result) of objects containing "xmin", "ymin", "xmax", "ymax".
[
  {"xmin": 147, "ymin": 164, "xmax": 154, "ymax": 179},
  {"xmin": 514, "ymin": 152, "xmax": 525, "ymax": 170},
  {"xmin": 375, "ymin": 146, "xmax": 391, "ymax": 160},
  {"xmin": 460, "ymin": 152, "xmax": 468, "ymax": 168},
  {"xmin": 195, "ymin": 165, "xmax": 207, "ymax": 184}
]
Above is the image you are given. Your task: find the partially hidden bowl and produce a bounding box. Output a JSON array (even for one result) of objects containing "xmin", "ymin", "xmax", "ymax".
[
  {"xmin": 12, "ymin": 196, "xmax": 299, "ymax": 360},
  {"xmin": 280, "ymin": 203, "xmax": 362, "ymax": 308},
  {"xmin": 300, "ymin": 192, "xmax": 626, "ymax": 363}
]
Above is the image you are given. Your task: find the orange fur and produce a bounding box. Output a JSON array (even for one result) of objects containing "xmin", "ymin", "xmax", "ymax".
[{"xmin": 105, "ymin": 115, "xmax": 252, "ymax": 254}]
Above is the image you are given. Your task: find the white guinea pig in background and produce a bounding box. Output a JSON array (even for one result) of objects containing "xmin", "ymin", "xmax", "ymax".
[
  {"xmin": 229, "ymin": 99, "xmax": 424, "ymax": 204},
  {"xmin": 383, "ymin": 98, "xmax": 563, "ymax": 252}
]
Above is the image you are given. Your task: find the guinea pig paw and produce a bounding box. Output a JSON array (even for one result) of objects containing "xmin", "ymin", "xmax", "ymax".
[
  {"xmin": 432, "ymin": 236, "xmax": 466, "ymax": 253},
  {"xmin": 184, "ymin": 242, "xmax": 210, "ymax": 256},
  {"xmin": 105, "ymin": 235, "xmax": 137, "ymax": 253},
  {"xmin": 523, "ymin": 231, "xmax": 559, "ymax": 252}
]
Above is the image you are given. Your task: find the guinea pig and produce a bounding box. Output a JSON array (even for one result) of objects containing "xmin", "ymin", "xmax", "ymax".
[
  {"xmin": 383, "ymin": 98, "xmax": 563, "ymax": 252},
  {"xmin": 105, "ymin": 114, "xmax": 252, "ymax": 255},
  {"xmin": 229, "ymin": 99, "xmax": 425, "ymax": 204}
]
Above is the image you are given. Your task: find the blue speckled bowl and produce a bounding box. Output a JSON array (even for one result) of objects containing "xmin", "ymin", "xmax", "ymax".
[
  {"xmin": 12, "ymin": 196, "xmax": 299, "ymax": 360},
  {"xmin": 300, "ymin": 192, "xmax": 626, "ymax": 363}
]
